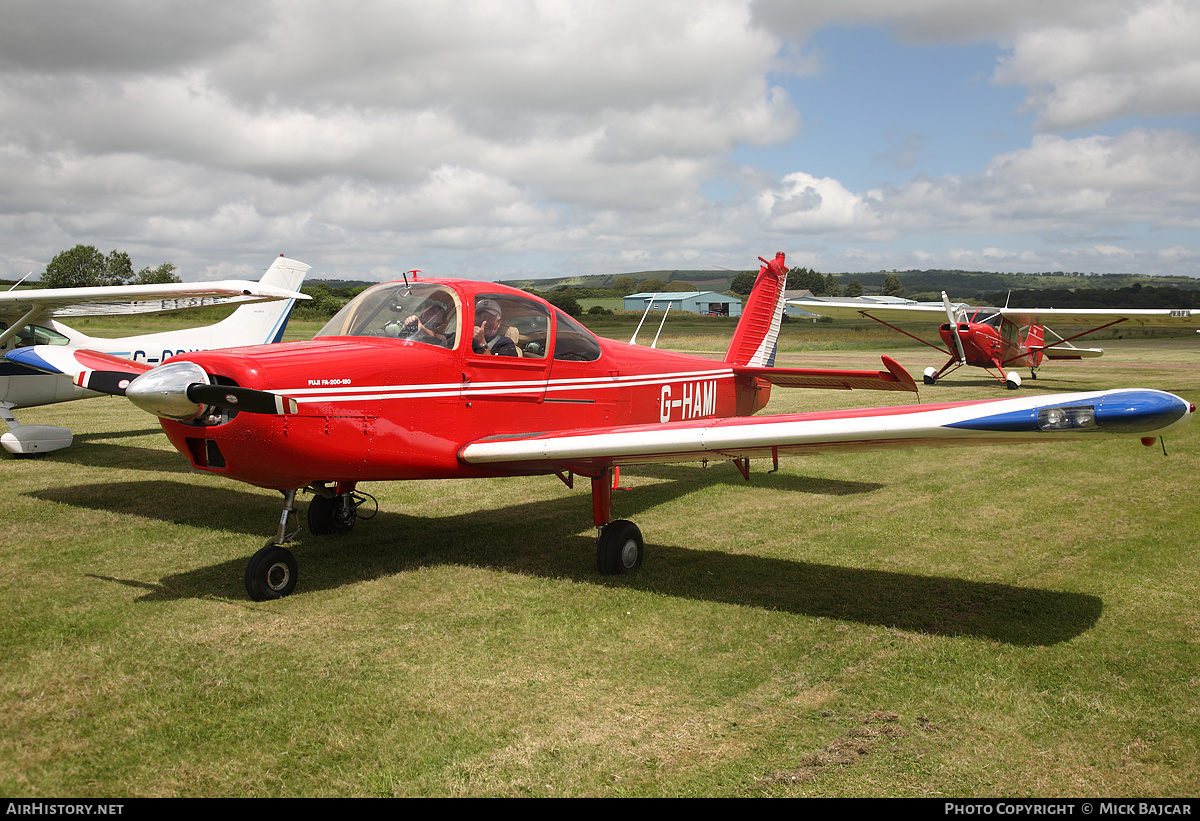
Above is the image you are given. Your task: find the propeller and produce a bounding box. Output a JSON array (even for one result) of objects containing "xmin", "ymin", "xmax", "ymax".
[
  {"xmin": 125, "ymin": 361, "xmax": 297, "ymax": 421},
  {"xmin": 942, "ymin": 290, "xmax": 967, "ymax": 365}
]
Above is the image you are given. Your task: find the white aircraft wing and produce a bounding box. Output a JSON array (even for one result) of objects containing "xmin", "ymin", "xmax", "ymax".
[
  {"xmin": 459, "ymin": 389, "xmax": 1192, "ymax": 472},
  {"xmin": 998, "ymin": 307, "xmax": 1199, "ymax": 327},
  {"xmin": 789, "ymin": 298, "xmax": 961, "ymax": 322},
  {"xmin": 0, "ymin": 279, "xmax": 309, "ymax": 319}
]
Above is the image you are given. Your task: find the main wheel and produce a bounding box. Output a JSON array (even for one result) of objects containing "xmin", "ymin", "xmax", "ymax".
[
  {"xmin": 245, "ymin": 545, "xmax": 298, "ymax": 601},
  {"xmin": 597, "ymin": 519, "xmax": 643, "ymax": 575},
  {"xmin": 1005, "ymin": 371, "xmax": 1022, "ymax": 390},
  {"xmin": 922, "ymin": 367, "xmax": 937, "ymax": 386},
  {"xmin": 308, "ymin": 493, "xmax": 356, "ymax": 535}
]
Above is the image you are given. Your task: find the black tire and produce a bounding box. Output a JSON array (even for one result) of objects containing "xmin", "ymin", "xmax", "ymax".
[
  {"xmin": 307, "ymin": 493, "xmax": 356, "ymax": 535},
  {"xmin": 245, "ymin": 545, "xmax": 298, "ymax": 601},
  {"xmin": 597, "ymin": 519, "xmax": 643, "ymax": 575},
  {"xmin": 922, "ymin": 374, "xmax": 936, "ymax": 386}
]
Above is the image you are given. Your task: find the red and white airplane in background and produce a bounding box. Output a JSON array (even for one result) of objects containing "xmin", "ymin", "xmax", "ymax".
[
  {"xmin": 0, "ymin": 256, "xmax": 309, "ymax": 455},
  {"xmin": 791, "ymin": 292, "xmax": 1200, "ymax": 389},
  {"xmin": 11, "ymin": 253, "xmax": 1193, "ymax": 600}
]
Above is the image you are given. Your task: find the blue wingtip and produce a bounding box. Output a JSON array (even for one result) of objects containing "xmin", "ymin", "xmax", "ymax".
[
  {"xmin": 4, "ymin": 347, "xmax": 64, "ymax": 375},
  {"xmin": 1094, "ymin": 390, "xmax": 1191, "ymax": 433},
  {"xmin": 945, "ymin": 390, "xmax": 1190, "ymax": 435}
]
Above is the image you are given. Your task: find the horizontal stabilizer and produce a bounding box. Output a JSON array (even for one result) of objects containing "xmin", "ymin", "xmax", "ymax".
[
  {"xmin": 1032, "ymin": 346, "xmax": 1104, "ymax": 360},
  {"xmin": 734, "ymin": 356, "xmax": 917, "ymax": 393}
]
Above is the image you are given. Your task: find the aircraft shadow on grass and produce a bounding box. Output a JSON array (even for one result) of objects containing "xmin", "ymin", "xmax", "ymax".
[
  {"xmin": 35, "ymin": 430, "xmax": 196, "ymax": 474},
  {"xmin": 33, "ymin": 471, "xmax": 1099, "ymax": 647}
]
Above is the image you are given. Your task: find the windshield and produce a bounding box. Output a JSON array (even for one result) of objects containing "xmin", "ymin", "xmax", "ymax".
[
  {"xmin": 969, "ymin": 309, "xmax": 1002, "ymax": 329},
  {"xmin": 316, "ymin": 282, "xmax": 462, "ymax": 348}
]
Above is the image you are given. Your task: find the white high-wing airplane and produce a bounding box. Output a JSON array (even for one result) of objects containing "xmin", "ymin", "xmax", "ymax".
[{"xmin": 0, "ymin": 255, "xmax": 310, "ymax": 455}]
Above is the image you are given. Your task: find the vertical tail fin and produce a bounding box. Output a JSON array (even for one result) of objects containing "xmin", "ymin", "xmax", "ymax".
[
  {"xmin": 723, "ymin": 252, "xmax": 788, "ymax": 367},
  {"xmin": 205, "ymin": 256, "xmax": 310, "ymax": 346}
]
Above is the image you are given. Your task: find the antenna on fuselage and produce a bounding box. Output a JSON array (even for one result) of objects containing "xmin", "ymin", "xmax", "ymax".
[{"xmin": 400, "ymin": 269, "xmax": 421, "ymax": 296}]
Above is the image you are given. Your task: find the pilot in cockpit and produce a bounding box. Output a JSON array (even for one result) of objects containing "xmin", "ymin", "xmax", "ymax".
[{"xmin": 396, "ymin": 291, "xmax": 455, "ymax": 347}]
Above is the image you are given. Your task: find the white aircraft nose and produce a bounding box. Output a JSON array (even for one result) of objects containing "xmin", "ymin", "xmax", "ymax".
[{"xmin": 126, "ymin": 360, "xmax": 210, "ymax": 421}]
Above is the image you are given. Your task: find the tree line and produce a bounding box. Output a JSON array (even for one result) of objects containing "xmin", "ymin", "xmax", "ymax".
[{"xmin": 36, "ymin": 245, "xmax": 183, "ymax": 288}]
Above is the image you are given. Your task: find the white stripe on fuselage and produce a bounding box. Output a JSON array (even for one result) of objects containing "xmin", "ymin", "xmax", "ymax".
[{"xmin": 280, "ymin": 368, "xmax": 736, "ymax": 405}]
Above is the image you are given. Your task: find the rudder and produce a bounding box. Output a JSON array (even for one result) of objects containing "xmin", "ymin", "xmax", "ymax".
[{"xmin": 724, "ymin": 252, "xmax": 789, "ymax": 367}]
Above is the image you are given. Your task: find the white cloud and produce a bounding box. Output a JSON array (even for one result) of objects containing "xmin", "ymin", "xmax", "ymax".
[
  {"xmin": 994, "ymin": 0, "xmax": 1200, "ymax": 129},
  {"xmin": 0, "ymin": 1, "xmax": 1196, "ymax": 280}
]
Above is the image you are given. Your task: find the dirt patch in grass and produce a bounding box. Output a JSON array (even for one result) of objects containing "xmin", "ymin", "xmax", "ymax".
[{"xmin": 758, "ymin": 711, "xmax": 915, "ymax": 786}]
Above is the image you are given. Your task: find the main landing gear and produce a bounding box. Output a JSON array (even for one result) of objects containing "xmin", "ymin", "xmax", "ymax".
[
  {"xmin": 596, "ymin": 519, "xmax": 644, "ymax": 575},
  {"xmin": 244, "ymin": 470, "xmax": 647, "ymax": 600},
  {"xmin": 591, "ymin": 469, "xmax": 644, "ymax": 575}
]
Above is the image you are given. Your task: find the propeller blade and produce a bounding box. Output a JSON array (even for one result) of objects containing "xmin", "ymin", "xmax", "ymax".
[
  {"xmin": 76, "ymin": 369, "xmax": 143, "ymax": 396},
  {"xmin": 942, "ymin": 290, "xmax": 967, "ymax": 365},
  {"xmin": 185, "ymin": 384, "xmax": 298, "ymax": 416}
]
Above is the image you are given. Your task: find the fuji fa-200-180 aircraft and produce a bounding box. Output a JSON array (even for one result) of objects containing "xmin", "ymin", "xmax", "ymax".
[
  {"xmin": 15, "ymin": 253, "xmax": 1193, "ymax": 600},
  {"xmin": 0, "ymin": 256, "xmax": 309, "ymax": 455},
  {"xmin": 791, "ymin": 292, "xmax": 1200, "ymax": 389}
]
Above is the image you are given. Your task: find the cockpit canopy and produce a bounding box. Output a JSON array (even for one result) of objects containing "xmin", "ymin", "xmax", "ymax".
[
  {"xmin": 315, "ymin": 281, "xmax": 602, "ymax": 361},
  {"xmin": 316, "ymin": 283, "xmax": 462, "ymax": 345}
]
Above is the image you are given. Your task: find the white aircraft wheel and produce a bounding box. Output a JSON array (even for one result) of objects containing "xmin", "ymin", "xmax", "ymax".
[
  {"xmin": 307, "ymin": 493, "xmax": 356, "ymax": 535},
  {"xmin": 1005, "ymin": 372, "xmax": 1022, "ymax": 390},
  {"xmin": 245, "ymin": 545, "xmax": 299, "ymax": 601},
  {"xmin": 597, "ymin": 519, "xmax": 644, "ymax": 575},
  {"xmin": 922, "ymin": 367, "xmax": 937, "ymax": 386}
]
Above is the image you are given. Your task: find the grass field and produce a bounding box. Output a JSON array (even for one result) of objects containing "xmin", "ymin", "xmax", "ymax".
[{"xmin": 1, "ymin": 330, "xmax": 1198, "ymax": 796}]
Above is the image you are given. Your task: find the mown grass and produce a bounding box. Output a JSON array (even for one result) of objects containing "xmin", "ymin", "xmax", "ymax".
[{"xmin": 1, "ymin": 332, "xmax": 1198, "ymax": 796}]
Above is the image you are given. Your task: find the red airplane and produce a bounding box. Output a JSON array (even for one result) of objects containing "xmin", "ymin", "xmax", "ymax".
[
  {"xmin": 792, "ymin": 291, "xmax": 1200, "ymax": 389},
  {"xmin": 12, "ymin": 254, "xmax": 1194, "ymax": 600}
]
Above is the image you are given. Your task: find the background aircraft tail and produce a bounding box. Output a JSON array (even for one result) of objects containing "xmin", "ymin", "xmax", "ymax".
[
  {"xmin": 72, "ymin": 256, "xmax": 310, "ymax": 359},
  {"xmin": 723, "ymin": 252, "xmax": 789, "ymax": 367},
  {"xmin": 198, "ymin": 255, "xmax": 309, "ymax": 347}
]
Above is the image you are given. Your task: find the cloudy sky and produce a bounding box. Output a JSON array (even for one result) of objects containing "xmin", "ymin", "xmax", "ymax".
[{"xmin": 2, "ymin": 0, "xmax": 1198, "ymax": 282}]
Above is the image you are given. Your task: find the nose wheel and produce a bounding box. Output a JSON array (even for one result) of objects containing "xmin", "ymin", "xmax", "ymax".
[
  {"xmin": 245, "ymin": 545, "xmax": 298, "ymax": 601},
  {"xmin": 244, "ymin": 488, "xmax": 302, "ymax": 601}
]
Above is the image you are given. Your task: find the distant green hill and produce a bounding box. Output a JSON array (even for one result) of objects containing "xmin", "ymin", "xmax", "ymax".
[
  {"xmin": 501, "ymin": 269, "xmax": 745, "ymax": 293},
  {"xmin": 838, "ymin": 270, "xmax": 1200, "ymax": 300},
  {"xmin": 501, "ymin": 268, "xmax": 1200, "ymax": 298}
]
